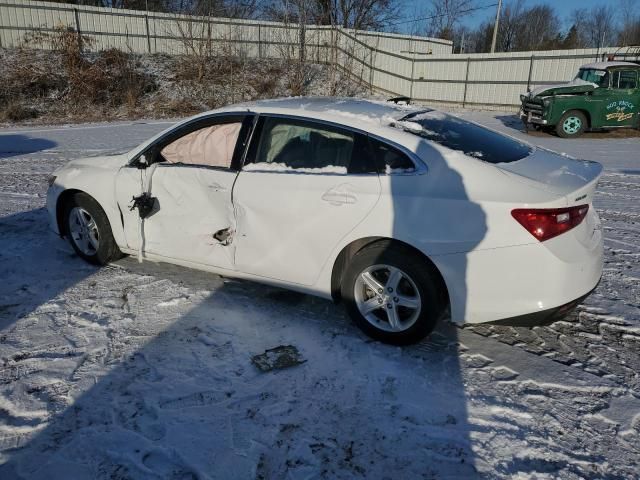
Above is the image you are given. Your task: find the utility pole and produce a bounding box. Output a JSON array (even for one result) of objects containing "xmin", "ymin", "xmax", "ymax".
[{"xmin": 490, "ymin": 0, "xmax": 503, "ymax": 53}]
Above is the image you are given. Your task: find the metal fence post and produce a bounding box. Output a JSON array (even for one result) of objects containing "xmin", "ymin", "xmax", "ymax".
[
  {"xmin": 299, "ymin": 20, "xmax": 306, "ymax": 64},
  {"xmin": 526, "ymin": 54, "xmax": 535, "ymax": 92},
  {"xmin": 369, "ymin": 46, "xmax": 374, "ymax": 95},
  {"xmin": 258, "ymin": 24, "xmax": 262, "ymax": 59},
  {"xmin": 462, "ymin": 57, "xmax": 471, "ymax": 107},
  {"xmin": 145, "ymin": 14, "xmax": 152, "ymax": 53},
  {"xmin": 409, "ymin": 54, "xmax": 415, "ymax": 100},
  {"xmin": 73, "ymin": 8, "xmax": 82, "ymax": 52}
]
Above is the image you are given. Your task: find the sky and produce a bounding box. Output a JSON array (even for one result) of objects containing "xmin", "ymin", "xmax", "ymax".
[{"xmin": 395, "ymin": 0, "xmax": 624, "ymax": 35}]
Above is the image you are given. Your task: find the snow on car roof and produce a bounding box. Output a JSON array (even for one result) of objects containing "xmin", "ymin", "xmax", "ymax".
[
  {"xmin": 242, "ymin": 97, "xmax": 424, "ymax": 119},
  {"xmin": 236, "ymin": 97, "xmax": 426, "ymax": 129},
  {"xmin": 128, "ymin": 97, "xmax": 432, "ymax": 161},
  {"xmin": 580, "ymin": 61, "xmax": 640, "ymax": 70}
]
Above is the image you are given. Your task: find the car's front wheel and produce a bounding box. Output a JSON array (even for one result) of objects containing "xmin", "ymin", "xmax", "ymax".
[
  {"xmin": 556, "ymin": 110, "xmax": 587, "ymax": 138},
  {"xmin": 341, "ymin": 242, "xmax": 446, "ymax": 345},
  {"xmin": 63, "ymin": 192, "xmax": 121, "ymax": 265}
]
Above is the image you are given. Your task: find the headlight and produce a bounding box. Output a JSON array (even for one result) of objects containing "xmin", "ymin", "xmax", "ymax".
[
  {"xmin": 47, "ymin": 175, "xmax": 57, "ymax": 187},
  {"xmin": 520, "ymin": 94, "xmax": 526, "ymax": 102},
  {"xmin": 542, "ymin": 98, "xmax": 551, "ymax": 107}
]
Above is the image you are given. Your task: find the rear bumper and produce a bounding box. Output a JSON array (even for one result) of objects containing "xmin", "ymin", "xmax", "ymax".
[
  {"xmin": 432, "ymin": 212, "xmax": 604, "ymax": 325},
  {"xmin": 487, "ymin": 281, "xmax": 598, "ymax": 327}
]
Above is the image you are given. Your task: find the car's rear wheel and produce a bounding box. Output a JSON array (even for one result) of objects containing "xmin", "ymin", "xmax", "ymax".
[
  {"xmin": 63, "ymin": 192, "xmax": 121, "ymax": 265},
  {"xmin": 557, "ymin": 110, "xmax": 587, "ymax": 138},
  {"xmin": 341, "ymin": 242, "xmax": 445, "ymax": 345}
]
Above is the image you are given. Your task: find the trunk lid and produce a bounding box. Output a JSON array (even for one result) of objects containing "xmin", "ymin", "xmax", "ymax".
[{"xmin": 496, "ymin": 148, "xmax": 603, "ymax": 207}]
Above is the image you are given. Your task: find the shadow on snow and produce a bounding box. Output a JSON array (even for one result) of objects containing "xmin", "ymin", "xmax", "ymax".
[{"xmin": 1, "ymin": 137, "xmax": 486, "ymax": 478}]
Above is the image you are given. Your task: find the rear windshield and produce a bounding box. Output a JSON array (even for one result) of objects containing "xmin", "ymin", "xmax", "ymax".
[{"xmin": 396, "ymin": 111, "xmax": 532, "ymax": 164}]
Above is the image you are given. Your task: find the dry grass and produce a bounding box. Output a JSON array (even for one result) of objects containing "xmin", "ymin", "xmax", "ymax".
[{"xmin": 0, "ymin": 29, "xmax": 365, "ymax": 125}]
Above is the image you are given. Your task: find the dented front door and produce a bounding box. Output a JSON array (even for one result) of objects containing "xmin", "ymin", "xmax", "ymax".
[
  {"xmin": 115, "ymin": 165, "xmax": 238, "ymax": 269},
  {"xmin": 115, "ymin": 114, "xmax": 253, "ymax": 270},
  {"xmin": 140, "ymin": 165, "xmax": 237, "ymax": 269}
]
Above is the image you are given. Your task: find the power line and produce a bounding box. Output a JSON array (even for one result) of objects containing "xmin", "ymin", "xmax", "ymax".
[{"xmin": 384, "ymin": 2, "xmax": 499, "ymax": 28}]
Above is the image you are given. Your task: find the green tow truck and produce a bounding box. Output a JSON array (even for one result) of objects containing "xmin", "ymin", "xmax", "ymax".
[{"xmin": 520, "ymin": 61, "xmax": 640, "ymax": 138}]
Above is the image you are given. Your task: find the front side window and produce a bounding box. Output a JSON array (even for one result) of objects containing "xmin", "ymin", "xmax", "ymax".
[
  {"xmin": 160, "ymin": 122, "xmax": 242, "ymax": 168},
  {"xmin": 245, "ymin": 117, "xmax": 375, "ymax": 174},
  {"xmin": 575, "ymin": 68, "xmax": 609, "ymax": 87},
  {"xmin": 611, "ymin": 70, "xmax": 638, "ymax": 89}
]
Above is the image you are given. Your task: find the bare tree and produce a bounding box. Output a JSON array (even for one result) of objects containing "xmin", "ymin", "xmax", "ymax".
[
  {"xmin": 46, "ymin": 0, "xmax": 259, "ymax": 16},
  {"xmin": 521, "ymin": 5, "xmax": 561, "ymax": 50},
  {"xmin": 495, "ymin": 0, "xmax": 524, "ymax": 52},
  {"xmin": 468, "ymin": 2, "xmax": 561, "ymax": 52},
  {"xmin": 423, "ymin": 0, "xmax": 475, "ymax": 41},
  {"xmin": 570, "ymin": 5, "xmax": 617, "ymax": 48},
  {"xmin": 261, "ymin": 0, "xmax": 398, "ymax": 30},
  {"xmin": 587, "ymin": 5, "xmax": 616, "ymax": 48},
  {"xmin": 617, "ymin": 0, "xmax": 640, "ymax": 46}
]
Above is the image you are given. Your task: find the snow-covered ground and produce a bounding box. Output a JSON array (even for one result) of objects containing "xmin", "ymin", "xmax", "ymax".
[{"xmin": 0, "ymin": 112, "xmax": 639, "ymax": 479}]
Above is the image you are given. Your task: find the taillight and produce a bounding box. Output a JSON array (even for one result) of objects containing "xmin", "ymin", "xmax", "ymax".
[{"xmin": 511, "ymin": 205, "xmax": 589, "ymax": 242}]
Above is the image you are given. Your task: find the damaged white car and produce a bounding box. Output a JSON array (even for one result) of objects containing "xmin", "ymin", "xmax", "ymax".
[{"xmin": 47, "ymin": 98, "xmax": 603, "ymax": 344}]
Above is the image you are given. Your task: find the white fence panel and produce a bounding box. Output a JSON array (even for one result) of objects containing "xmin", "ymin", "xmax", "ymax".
[{"xmin": 1, "ymin": 0, "xmax": 632, "ymax": 110}]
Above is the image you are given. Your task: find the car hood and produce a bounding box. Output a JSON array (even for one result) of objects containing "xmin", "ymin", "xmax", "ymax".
[
  {"xmin": 527, "ymin": 79, "xmax": 597, "ymax": 99},
  {"xmin": 59, "ymin": 154, "xmax": 127, "ymax": 172}
]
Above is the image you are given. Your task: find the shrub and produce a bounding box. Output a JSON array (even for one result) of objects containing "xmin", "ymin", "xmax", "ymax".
[{"xmin": 2, "ymin": 103, "xmax": 38, "ymax": 121}]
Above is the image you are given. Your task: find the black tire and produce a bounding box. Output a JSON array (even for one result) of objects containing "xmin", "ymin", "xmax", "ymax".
[
  {"xmin": 341, "ymin": 242, "xmax": 446, "ymax": 345},
  {"xmin": 556, "ymin": 110, "xmax": 587, "ymax": 138},
  {"xmin": 63, "ymin": 192, "xmax": 122, "ymax": 265}
]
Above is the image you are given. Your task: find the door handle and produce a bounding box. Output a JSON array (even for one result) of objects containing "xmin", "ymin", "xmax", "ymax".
[{"xmin": 321, "ymin": 184, "xmax": 357, "ymax": 205}]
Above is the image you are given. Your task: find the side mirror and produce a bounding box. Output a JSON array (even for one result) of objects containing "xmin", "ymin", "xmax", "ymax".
[{"xmin": 136, "ymin": 153, "xmax": 149, "ymax": 169}]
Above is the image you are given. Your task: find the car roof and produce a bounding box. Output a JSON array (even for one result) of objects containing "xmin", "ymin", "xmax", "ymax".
[
  {"xmin": 128, "ymin": 97, "xmax": 432, "ymax": 160},
  {"xmin": 221, "ymin": 97, "xmax": 426, "ymax": 133},
  {"xmin": 580, "ymin": 61, "xmax": 640, "ymax": 70}
]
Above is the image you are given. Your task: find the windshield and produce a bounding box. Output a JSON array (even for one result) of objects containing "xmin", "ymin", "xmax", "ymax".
[
  {"xmin": 396, "ymin": 111, "xmax": 532, "ymax": 164},
  {"xmin": 575, "ymin": 68, "xmax": 609, "ymax": 87}
]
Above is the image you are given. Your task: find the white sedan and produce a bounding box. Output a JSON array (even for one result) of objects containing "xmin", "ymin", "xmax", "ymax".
[{"xmin": 47, "ymin": 98, "xmax": 603, "ymax": 344}]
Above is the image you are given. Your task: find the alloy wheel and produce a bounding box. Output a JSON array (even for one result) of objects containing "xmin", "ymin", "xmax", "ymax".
[
  {"xmin": 68, "ymin": 207, "xmax": 100, "ymax": 256},
  {"xmin": 353, "ymin": 264, "xmax": 422, "ymax": 332}
]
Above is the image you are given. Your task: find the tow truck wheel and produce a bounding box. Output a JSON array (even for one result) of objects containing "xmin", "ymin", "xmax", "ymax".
[{"xmin": 557, "ymin": 110, "xmax": 587, "ymax": 138}]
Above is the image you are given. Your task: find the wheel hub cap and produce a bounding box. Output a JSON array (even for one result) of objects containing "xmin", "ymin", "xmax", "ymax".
[
  {"xmin": 563, "ymin": 116, "xmax": 581, "ymax": 134},
  {"xmin": 354, "ymin": 264, "xmax": 421, "ymax": 333},
  {"xmin": 68, "ymin": 207, "xmax": 99, "ymax": 256}
]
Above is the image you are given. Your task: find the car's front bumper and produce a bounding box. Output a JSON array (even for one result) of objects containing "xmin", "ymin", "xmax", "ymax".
[
  {"xmin": 519, "ymin": 109, "xmax": 548, "ymax": 125},
  {"xmin": 46, "ymin": 184, "xmax": 63, "ymax": 236}
]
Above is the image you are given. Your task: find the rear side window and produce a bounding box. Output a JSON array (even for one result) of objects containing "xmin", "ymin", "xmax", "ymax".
[
  {"xmin": 612, "ymin": 70, "xmax": 638, "ymax": 89},
  {"xmin": 397, "ymin": 111, "xmax": 531, "ymax": 164},
  {"xmin": 367, "ymin": 137, "xmax": 415, "ymax": 174},
  {"xmin": 245, "ymin": 117, "xmax": 376, "ymax": 174}
]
